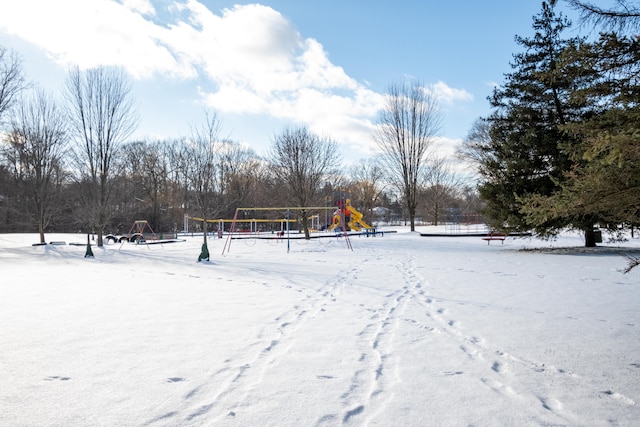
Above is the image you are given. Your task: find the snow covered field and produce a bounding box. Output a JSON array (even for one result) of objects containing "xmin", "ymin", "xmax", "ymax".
[{"xmin": 1, "ymin": 228, "xmax": 639, "ymax": 426}]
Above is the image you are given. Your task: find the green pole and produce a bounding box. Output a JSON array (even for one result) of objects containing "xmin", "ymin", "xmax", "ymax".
[
  {"xmin": 84, "ymin": 233, "xmax": 94, "ymax": 258},
  {"xmin": 198, "ymin": 242, "xmax": 210, "ymax": 262}
]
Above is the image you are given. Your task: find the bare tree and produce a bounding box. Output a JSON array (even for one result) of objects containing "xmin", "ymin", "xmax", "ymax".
[
  {"xmin": 421, "ymin": 155, "xmax": 463, "ymax": 226},
  {"xmin": 65, "ymin": 66, "xmax": 137, "ymax": 247},
  {"xmin": 119, "ymin": 139, "xmax": 175, "ymax": 232},
  {"xmin": 0, "ymin": 48, "xmax": 28, "ymax": 229},
  {"xmin": 0, "ymin": 47, "xmax": 28, "ymax": 126},
  {"xmin": 218, "ymin": 144, "xmax": 263, "ymax": 218},
  {"xmin": 374, "ymin": 78, "xmax": 442, "ymax": 231},
  {"xmin": 165, "ymin": 137, "xmax": 191, "ymax": 230},
  {"xmin": 347, "ymin": 157, "xmax": 386, "ymax": 226},
  {"xmin": 6, "ymin": 89, "xmax": 67, "ymax": 243},
  {"xmin": 180, "ymin": 111, "xmax": 229, "ymax": 260},
  {"xmin": 562, "ymin": 0, "xmax": 640, "ymax": 33},
  {"xmin": 269, "ymin": 125, "xmax": 341, "ymax": 239},
  {"xmin": 457, "ymin": 117, "xmax": 494, "ymax": 175}
]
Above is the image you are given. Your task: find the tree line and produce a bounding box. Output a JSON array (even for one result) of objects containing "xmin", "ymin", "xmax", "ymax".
[
  {"xmin": 2, "ymin": 0, "xmax": 637, "ymax": 261},
  {"xmin": 0, "ymin": 58, "xmax": 475, "ymax": 246}
]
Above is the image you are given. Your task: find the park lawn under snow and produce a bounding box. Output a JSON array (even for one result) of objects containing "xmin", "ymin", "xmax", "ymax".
[{"xmin": 0, "ymin": 227, "xmax": 639, "ymax": 426}]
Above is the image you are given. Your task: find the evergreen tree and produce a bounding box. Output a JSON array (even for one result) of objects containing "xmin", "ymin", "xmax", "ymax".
[
  {"xmin": 477, "ymin": 2, "xmax": 600, "ymax": 245},
  {"xmin": 521, "ymin": 33, "xmax": 640, "ymax": 236}
]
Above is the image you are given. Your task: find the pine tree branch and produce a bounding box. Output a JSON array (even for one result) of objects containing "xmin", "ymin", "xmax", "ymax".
[
  {"xmin": 622, "ymin": 253, "xmax": 640, "ymax": 274},
  {"xmin": 566, "ymin": 0, "xmax": 640, "ymax": 33}
]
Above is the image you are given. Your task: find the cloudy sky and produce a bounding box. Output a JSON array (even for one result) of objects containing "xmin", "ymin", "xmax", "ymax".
[{"xmin": 0, "ymin": 0, "xmax": 579, "ymax": 163}]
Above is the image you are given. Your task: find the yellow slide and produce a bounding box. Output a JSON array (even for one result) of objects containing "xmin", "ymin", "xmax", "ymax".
[
  {"xmin": 328, "ymin": 199, "xmax": 371, "ymax": 232},
  {"xmin": 345, "ymin": 199, "xmax": 371, "ymax": 231}
]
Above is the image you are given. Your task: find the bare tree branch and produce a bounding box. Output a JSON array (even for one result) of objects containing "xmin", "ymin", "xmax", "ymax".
[
  {"xmin": 8, "ymin": 88, "xmax": 67, "ymax": 243},
  {"xmin": 0, "ymin": 47, "xmax": 28, "ymax": 125},
  {"xmin": 622, "ymin": 253, "xmax": 640, "ymax": 273},
  {"xmin": 65, "ymin": 66, "xmax": 138, "ymax": 246},
  {"xmin": 373, "ymin": 78, "xmax": 442, "ymax": 231},
  {"xmin": 269, "ymin": 125, "xmax": 341, "ymax": 239},
  {"xmin": 564, "ymin": 0, "xmax": 640, "ymax": 33}
]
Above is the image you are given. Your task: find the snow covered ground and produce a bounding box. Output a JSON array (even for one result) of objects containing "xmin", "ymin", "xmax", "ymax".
[{"xmin": 0, "ymin": 227, "xmax": 639, "ymax": 426}]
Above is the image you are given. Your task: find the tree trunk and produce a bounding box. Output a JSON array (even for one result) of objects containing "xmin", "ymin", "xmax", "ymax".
[
  {"xmin": 584, "ymin": 227, "xmax": 597, "ymax": 248},
  {"xmin": 301, "ymin": 210, "xmax": 310, "ymax": 239},
  {"xmin": 97, "ymin": 227, "xmax": 104, "ymax": 247},
  {"xmin": 96, "ymin": 209, "xmax": 106, "ymax": 247},
  {"xmin": 408, "ymin": 196, "xmax": 417, "ymax": 231},
  {"xmin": 202, "ymin": 219, "xmax": 208, "ymax": 244}
]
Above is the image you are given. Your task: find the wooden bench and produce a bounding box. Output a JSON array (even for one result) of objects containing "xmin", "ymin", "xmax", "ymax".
[{"xmin": 482, "ymin": 233, "xmax": 506, "ymax": 244}]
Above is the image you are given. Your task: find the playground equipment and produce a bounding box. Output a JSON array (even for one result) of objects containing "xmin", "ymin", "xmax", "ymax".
[
  {"xmin": 222, "ymin": 206, "xmax": 354, "ymax": 253},
  {"xmin": 105, "ymin": 220, "xmax": 181, "ymax": 244},
  {"xmin": 184, "ymin": 215, "xmax": 320, "ymax": 234},
  {"xmin": 182, "ymin": 202, "xmax": 377, "ymax": 255},
  {"xmin": 104, "ymin": 220, "xmax": 158, "ymax": 243},
  {"xmin": 328, "ymin": 199, "xmax": 372, "ymax": 232}
]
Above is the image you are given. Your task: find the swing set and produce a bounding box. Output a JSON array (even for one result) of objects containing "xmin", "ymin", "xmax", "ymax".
[{"xmin": 221, "ymin": 206, "xmax": 354, "ymax": 253}]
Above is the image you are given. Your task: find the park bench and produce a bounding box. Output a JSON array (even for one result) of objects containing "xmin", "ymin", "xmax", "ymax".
[{"xmin": 482, "ymin": 232, "xmax": 506, "ymax": 244}]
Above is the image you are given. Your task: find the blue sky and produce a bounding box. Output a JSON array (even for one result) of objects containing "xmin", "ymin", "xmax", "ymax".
[{"xmin": 0, "ymin": 0, "xmax": 580, "ymax": 164}]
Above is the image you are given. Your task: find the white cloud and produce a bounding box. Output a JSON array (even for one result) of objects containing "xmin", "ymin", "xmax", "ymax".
[
  {"xmin": 433, "ymin": 135, "xmax": 462, "ymax": 156},
  {"xmin": 119, "ymin": 0, "xmax": 155, "ymax": 15},
  {"xmin": 200, "ymin": 84, "xmax": 270, "ymax": 115},
  {"xmin": 429, "ymin": 81, "xmax": 473, "ymax": 105},
  {"xmin": 0, "ymin": 0, "xmax": 193, "ymax": 78},
  {"xmin": 0, "ymin": 0, "xmax": 469, "ymax": 155},
  {"xmin": 160, "ymin": 2, "xmax": 384, "ymax": 146}
]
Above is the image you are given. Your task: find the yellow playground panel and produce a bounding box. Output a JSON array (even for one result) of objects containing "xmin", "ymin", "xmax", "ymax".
[
  {"xmin": 186, "ymin": 215, "xmax": 320, "ymax": 233},
  {"xmin": 328, "ymin": 198, "xmax": 372, "ymax": 232}
]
